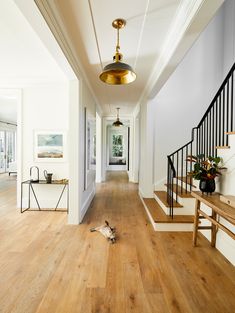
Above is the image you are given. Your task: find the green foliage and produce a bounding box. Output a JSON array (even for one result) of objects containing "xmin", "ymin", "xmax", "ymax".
[{"xmin": 186, "ymin": 154, "xmax": 226, "ymax": 180}]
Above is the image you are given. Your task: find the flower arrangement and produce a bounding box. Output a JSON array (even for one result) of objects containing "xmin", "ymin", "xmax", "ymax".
[{"xmin": 186, "ymin": 155, "xmax": 225, "ymax": 180}]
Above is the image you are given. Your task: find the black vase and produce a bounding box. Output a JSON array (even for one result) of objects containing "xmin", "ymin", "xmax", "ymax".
[{"xmin": 199, "ymin": 179, "xmax": 215, "ymax": 194}]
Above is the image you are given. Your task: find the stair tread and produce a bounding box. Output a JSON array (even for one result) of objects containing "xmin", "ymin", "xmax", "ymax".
[
  {"xmin": 177, "ymin": 176, "xmax": 196, "ymax": 188},
  {"xmin": 154, "ymin": 191, "xmax": 183, "ymax": 208},
  {"xmin": 216, "ymin": 145, "xmax": 230, "ymax": 149},
  {"xmin": 143, "ymin": 198, "xmax": 194, "ymax": 223},
  {"xmin": 165, "ymin": 184, "xmax": 193, "ymax": 198},
  {"xmin": 225, "ymin": 131, "xmax": 235, "ymax": 135}
]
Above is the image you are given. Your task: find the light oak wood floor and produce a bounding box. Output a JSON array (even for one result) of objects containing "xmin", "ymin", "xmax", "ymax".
[{"xmin": 0, "ymin": 171, "xmax": 235, "ymax": 313}]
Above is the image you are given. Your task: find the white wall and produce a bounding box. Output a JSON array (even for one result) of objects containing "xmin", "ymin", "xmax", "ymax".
[
  {"xmin": 139, "ymin": 98, "xmax": 154, "ymax": 197},
  {"xmin": 153, "ymin": 5, "xmax": 225, "ymax": 186},
  {"xmin": 143, "ymin": 0, "xmax": 235, "ymax": 264},
  {"xmin": 222, "ymin": 0, "xmax": 235, "ymax": 75},
  {"xmin": 20, "ymin": 78, "xmax": 97, "ymax": 223},
  {"xmin": 80, "ymin": 80, "xmax": 96, "ymax": 221},
  {"xmin": 95, "ymin": 111, "xmax": 102, "ymax": 183},
  {"xmin": 21, "ymin": 82, "xmax": 69, "ymax": 209}
]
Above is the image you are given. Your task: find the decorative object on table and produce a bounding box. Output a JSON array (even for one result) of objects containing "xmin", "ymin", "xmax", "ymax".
[
  {"xmin": 90, "ymin": 221, "xmax": 116, "ymax": 244},
  {"xmin": 44, "ymin": 170, "xmax": 53, "ymax": 184},
  {"xmin": 30, "ymin": 166, "xmax": 39, "ymax": 182},
  {"xmin": 53, "ymin": 178, "xmax": 69, "ymax": 184},
  {"xmin": 34, "ymin": 130, "xmax": 67, "ymax": 162},
  {"xmin": 187, "ymin": 155, "xmax": 226, "ymax": 194},
  {"xmin": 220, "ymin": 195, "xmax": 235, "ymax": 208}
]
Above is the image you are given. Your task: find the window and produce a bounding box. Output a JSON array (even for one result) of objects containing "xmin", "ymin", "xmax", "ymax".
[{"xmin": 112, "ymin": 135, "xmax": 123, "ymax": 157}]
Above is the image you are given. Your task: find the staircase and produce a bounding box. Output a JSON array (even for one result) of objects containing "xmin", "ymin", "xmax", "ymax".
[{"xmin": 141, "ymin": 62, "xmax": 235, "ymax": 231}]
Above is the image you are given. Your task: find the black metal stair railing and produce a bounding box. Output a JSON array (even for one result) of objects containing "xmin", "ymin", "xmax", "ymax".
[{"xmin": 167, "ymin": 62, "xmax": 235, "ymax": 217}]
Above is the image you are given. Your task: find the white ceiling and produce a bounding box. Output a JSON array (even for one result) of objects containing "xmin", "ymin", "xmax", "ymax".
[
  {"xmin": 9, "ymin": 0, "xmax": 224, "ymax": 118},
  {"xmin": 40, "ymin": 0, "xmax": 181, "ymax": 116},
  {"xmin": 32, "ymin": 0, "xmax": 224, "ymax": 116},
  {"xmin": 0, "ymin": 0, "xmax": 66, "ymax": 87}
]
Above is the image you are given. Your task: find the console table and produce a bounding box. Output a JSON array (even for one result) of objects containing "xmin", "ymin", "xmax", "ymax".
[
  {"xmin": 191, "ymin": 191, "xmax": 235, "ymax": 247},
  {"xmin": 21, "ymin": 180, "xmax": 69, "ymax": 213}
]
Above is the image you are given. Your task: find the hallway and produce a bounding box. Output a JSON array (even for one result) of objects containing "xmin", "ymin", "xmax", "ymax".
[{"xmin": 0, "ymin": 172, "xmax": 235, "ymax": 312}]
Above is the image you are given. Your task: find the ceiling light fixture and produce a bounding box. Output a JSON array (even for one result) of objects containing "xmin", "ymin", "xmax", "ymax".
[
  {"xmin": 99, "ymin": 18, "xmax": 136, "ymax": 85},
  {"xmin": 112, "ymin": 108, "xmax": 123, "ymax": 127}
]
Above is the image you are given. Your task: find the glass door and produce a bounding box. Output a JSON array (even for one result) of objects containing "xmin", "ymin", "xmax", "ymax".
[
  {"xmin": 0, "ymin": 131, "xmax": 6, "ymax": 173},
  {"xmin": 6, "ymin": 131, "xmax": 16, "ymax": 171},
  {"xmin": 0, "ymin": 130, "xmax": 16, "ymax": 173}
]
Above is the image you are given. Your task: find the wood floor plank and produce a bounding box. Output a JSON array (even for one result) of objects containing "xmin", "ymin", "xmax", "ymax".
[{"xmin": 0, "ymin": 172, "xmax": 234, "ymax": 313}]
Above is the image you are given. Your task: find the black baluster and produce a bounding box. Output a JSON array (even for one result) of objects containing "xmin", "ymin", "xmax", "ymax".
[{"xmin": 231, "ymin": 73, "xmax": 234, "ymax": 132}]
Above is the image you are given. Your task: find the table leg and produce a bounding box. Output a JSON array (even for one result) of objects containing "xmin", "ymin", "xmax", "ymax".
[
  {"xmin": 28, "ymin": 182, "xmax": 31, "ymax": 209},
  {"xmin": 193, "ymin": 199, "xmax": 200, "ymax": 246},
  {"xmin": 55, "ymin": 184, "xmax": 67, "ymax": 210},
  {"xmin": 67, "ymin": 184, "xmax": 69, "ymax": 213},
  {"xmin": 211, "ymin": 209, "xmax": 217, "ymax": 247},
  {"xmin": 30, "ymin": 184, "xmax": 41, "ymax": 210}
]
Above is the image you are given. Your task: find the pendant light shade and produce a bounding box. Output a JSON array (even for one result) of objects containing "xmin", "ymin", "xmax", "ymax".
[
  {"xmin": 112, "ymin": 108, "xmax": 123, "ymax": 127},
  {"xmin": 99, "ymin": 19, "xmax": 136, "ymax": 85}
]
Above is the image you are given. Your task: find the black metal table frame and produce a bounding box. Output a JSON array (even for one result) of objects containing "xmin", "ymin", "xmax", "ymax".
[{"xmin": 21, "ymin": 180, "xmax": 69, "ymax": 213}]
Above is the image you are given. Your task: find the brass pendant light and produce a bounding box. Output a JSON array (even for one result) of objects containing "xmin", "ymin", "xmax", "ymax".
[
  {"xmin": 99, "ymin": 18, "xmax": 136, "ymax": 85},
  {"xmin": 112, "ymin": 108, "xmax": 123, "ymax": 127}
]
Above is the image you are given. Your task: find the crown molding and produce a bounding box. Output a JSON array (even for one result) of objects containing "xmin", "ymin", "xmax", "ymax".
[
  {"xmin": 34, "ymin": 0, "xmax": 103, "ymax": 115},
  {"xmin": 134, "ymin": 0, "xmax": 224, "ymax": 110}
]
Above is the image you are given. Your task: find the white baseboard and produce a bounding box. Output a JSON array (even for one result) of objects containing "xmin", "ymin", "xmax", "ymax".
[{"xmin": 80, "ymin": 187, "xmax": 95, "ymax": 222}]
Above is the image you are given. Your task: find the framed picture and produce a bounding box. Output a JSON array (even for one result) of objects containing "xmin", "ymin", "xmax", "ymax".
[{"xmin": 34, "ymin": 130, "xmax": 66, "ymax": 162}]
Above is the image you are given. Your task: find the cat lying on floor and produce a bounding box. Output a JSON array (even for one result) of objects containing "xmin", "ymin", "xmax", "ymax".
[{"xmin": 90, "ymin": 220, "xmax": 116, "ymax": 243}]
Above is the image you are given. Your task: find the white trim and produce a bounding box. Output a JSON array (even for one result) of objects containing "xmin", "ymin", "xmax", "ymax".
[
  {"xmin": 68, "ymin": 80, "xmax": 80, "ymax": 224},
  {"xmin": 80, "ymin": 185, "xmax": 95, "ymax": 222},
  {"xmin": 133, "ymin": 0, "xmax": 224, "ymax": 113},
  {"xmin": 34, "ymin": 0, "xmax": 103, "ymax": 116},
  {"xmin": 0, "ymin": 88, "xmax": 23, "ymax": 209}
]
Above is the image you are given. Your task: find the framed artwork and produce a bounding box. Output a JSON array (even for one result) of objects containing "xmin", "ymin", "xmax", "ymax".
[{"xmin": 34, "ymin": 130, "xmax": 66, "ymax": 162}]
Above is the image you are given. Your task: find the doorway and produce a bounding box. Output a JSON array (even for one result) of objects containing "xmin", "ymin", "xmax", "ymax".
[
  {"xmin": 107, "ymin": 125, "xmax": 129, "ymax": 171},
  {"xmin": 0, "ymin": 130, "xmax": 17, "ymax": 174}
]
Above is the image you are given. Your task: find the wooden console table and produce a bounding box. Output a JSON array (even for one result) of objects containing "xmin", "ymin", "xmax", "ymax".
[{"xmin": 191, "ymin": 191, "xmax": 235, "ymax": 247}]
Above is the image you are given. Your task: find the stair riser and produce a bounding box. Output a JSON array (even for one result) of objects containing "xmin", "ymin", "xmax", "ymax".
[
  {"xmin": 153, "ymin": 193, "xmax": 195, "ymax": 215},
  {"xmin": 153, "ymin": 223, "xmax": 194, "ymax": 232},
  {"xmin": 163, "ymin": 185, "xmax": 194, "ymax": 205},
  {"xmin": 175, "ymin": 180, "xmax": 196, "ymax": 191},
  {"xmin": 140, "ymin": 196, "xmax": 194, "ymax": 232}
]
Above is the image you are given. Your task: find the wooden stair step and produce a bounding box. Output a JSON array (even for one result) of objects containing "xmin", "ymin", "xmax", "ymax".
[
  {"xmin": 143, "ymin": 198, "xmax": 194, "ymax": 223},
  {"xmin": 215, "ymin": 146, "xmax": 230, "ymax": 149},
  {"xmin": 154, "ymin": 191, "xmax": 183, "ymax": 208},
  {"xmin": 225, "ymin": 131, "xmax": 235, "ymax": 135},
  {"xmin": 165, "ymin": 184, "xmax": 193, "ymax": 198},
  {"xmin": 177, "ymin": 176, "xmax": 196, "ymax": 188}
]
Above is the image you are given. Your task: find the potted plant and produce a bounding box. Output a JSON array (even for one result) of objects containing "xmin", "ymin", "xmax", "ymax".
[{"xmin": 186, "ymin": 154, "xmax": 226, "ymax": 194}]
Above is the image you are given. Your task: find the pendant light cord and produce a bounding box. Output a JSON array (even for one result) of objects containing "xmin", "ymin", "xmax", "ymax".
[{"xmin": 116, "ymin": 28, "xmax": 120, "ymax": 52}]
